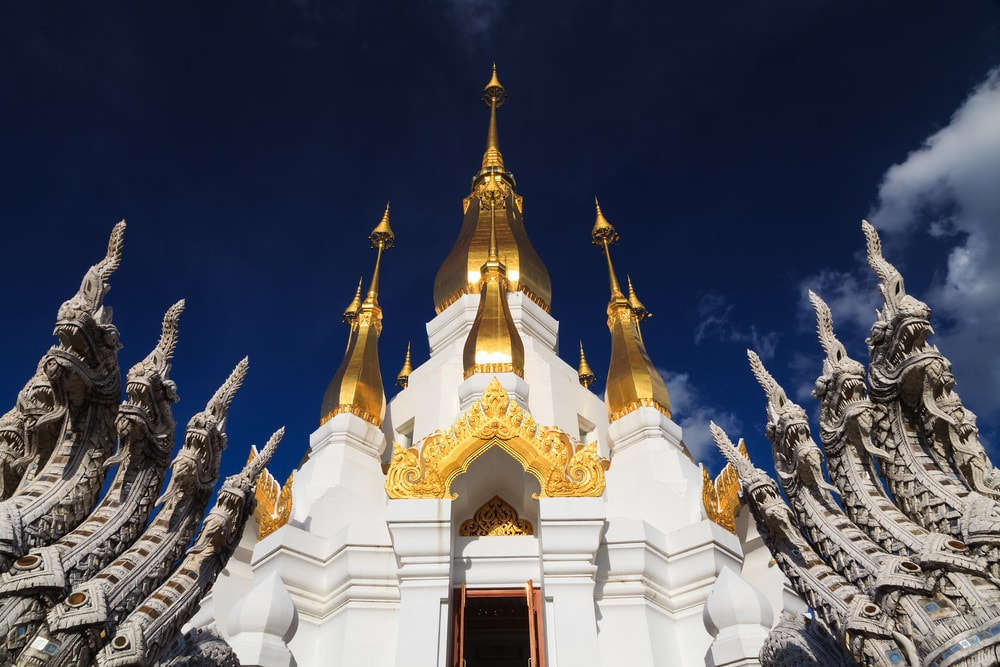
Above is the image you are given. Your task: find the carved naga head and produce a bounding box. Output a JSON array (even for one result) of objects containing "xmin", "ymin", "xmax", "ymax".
[
  {"xmin": 808, "ymin": 292, "xmax": 888, "ymax": 462},
  {"xmin": 710, "ymin": 421, "xmax": 799, "ymax": 540},
  {"xmin": 53, "ymin": 222, "xmax": 125, "ymax": 377},
  {"xmin": 748, "ymin": 350, "xmax": 837, "ymax": 497},
  {"xmin": 863, "ymin": 221, "xmax": 934, "ymax": 389},
  {"xmin": 189, "ymin": 427, "xmax": 284, "ymax": 556},
  {"xmin": 0, "ymin": 408, "xmax": 26, "ymax": 496},
  {"xmin": 111, "ymin": 301, "xmax": 184, "ymax": 470},
  {"xmin": 156, "ymin": 358, "xmax": 248, "ymax": 506}
]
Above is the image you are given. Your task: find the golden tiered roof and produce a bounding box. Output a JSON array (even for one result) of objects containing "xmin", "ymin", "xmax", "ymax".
[{"xmin": 433, "ymin": 65, "xmax": 552, "ymax": 314}]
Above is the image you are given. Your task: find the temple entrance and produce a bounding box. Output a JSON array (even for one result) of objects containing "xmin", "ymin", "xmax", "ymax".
[{"xmin": 451, "ymin": 583, "xmax": 546, "ymax": 667}]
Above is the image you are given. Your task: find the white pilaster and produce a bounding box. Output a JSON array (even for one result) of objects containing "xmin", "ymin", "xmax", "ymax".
[
  {"xmin": 538, "ymin": 497, "xmax": 605, "ymax": 667},
  {"xmin": 703, "ymin": 566, "xmax": 773, "ymax": 667},
  {"xmin": 388, "ymin": 498, "xmax": 455, "ymax": 667}
]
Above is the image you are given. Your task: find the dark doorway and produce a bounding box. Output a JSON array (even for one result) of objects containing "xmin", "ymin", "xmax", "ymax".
[
  {"xmin": 451, "ymin": 583, "xmax": 546, "ymax": 667},
  {"xmin": 464, "ymin": 595, "xmax": 529, "ymax": 666}
]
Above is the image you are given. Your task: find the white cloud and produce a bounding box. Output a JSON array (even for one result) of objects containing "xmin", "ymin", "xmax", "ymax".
[
  {"xmin": 867, "ymin": 67, "xmax": 1000, "ymax": 421},
  {"xmin": 661, "ymin": 369, "xmax": 742, "ymax": 463},
  {"xmin": 694, "ymin": 292, "xmax": 780, "ymax": 360}
]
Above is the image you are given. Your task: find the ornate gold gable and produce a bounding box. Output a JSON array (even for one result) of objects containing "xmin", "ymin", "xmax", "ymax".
[
  {"xmin": 385, "ymin": 377, "xmax": 610, "ymax": 499},
  {"xmin": 247, "ymin": 446, "xmax": 294, "ymax": 539},
  {"xmin": 459, "ymin": 495, "xmax": 533, "ymax": 536},
  {"xmin": 702, "ymin": 438, "xmax": 747, "ymax": 534}
]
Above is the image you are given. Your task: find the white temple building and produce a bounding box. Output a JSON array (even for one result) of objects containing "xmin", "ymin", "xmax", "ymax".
[{"xmin": 196, "ymin": 66, "xmax": 799, "ymax": 667}]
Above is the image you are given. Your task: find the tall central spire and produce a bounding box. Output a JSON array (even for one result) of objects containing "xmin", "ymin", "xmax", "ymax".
[
  {"xmin": 481, "ymin": 63, "xmax": 506, "ymax": 171},
  {"xmin": 433, "ymin": 66, "xmax": 552, "ymax": 314}
]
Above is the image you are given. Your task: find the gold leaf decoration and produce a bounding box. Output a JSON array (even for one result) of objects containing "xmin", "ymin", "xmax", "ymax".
[
  {"xmin": 385, "ymin": 377, "xmax": 610, "ymax": 499},
  {"xmin": 459, "ymin": 495, "xmax": 534, "ymax": 536},
  {"xmin": 247, "ymin": 446, "xmax": 294, "ymax": 539},
  {"xmin": 702, "ymin": 438, "xmax": 747, "ymax": 534}
]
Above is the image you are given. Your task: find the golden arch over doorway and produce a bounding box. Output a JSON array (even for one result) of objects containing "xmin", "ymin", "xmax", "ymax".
[{"xmin": 385, "ymin": 377, "xmax": 610, "ymax": 499}]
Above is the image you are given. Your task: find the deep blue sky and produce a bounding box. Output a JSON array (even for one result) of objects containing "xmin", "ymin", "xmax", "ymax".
[{"xmin": 1, "ymin": 2, "xmax": 999, "ymax": 487}]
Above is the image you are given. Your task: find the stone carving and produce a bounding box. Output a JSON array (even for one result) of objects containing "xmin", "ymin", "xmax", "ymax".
[
  {"xmin": 459, "ymin": 495, "xmax": 533, "ymax": 536},
  {"xmin": 711, "ymin": 221, "xmax": 1000, "ymax": 666},
  {"xmin": 0, "ymin": 224, "xmax": 283, "ymax": 666},
  {"xmin": 385, "ymin": 377, "xmax": 609, "ymax": 499}
]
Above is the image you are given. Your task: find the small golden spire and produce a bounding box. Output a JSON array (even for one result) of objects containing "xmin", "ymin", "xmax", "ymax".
[
  {"xmin": 481, "ymin": 64, "xmax": 507, "ymax": 170},
  {"xmin": 396, "ymin": 342, "xmax": 413, "ymax": 389},
  {"xmin": 594, "ymin": 203, "xmax": 672, "ymax": 423},
  {"xmin": 462, "ymin": 198, "xmax": 524, "ymax": 379},
  {"xmin": 366, "ymin": 202, "xmax": 395, "ymax": 305},
  {"xmin": 627, "ymin": 276, "xmax": 651, "ymax": 321},
  {"xmin": 343, "ymin": 277, "xmax": 363, "ymax": 323},
  {"xmin": 578, "ymin": 341, "xmax": 596, "ymax": 388},
  {"xmin": 321, "ymin": 205, "xmax": 396, "ymax": 427},
  {"xmin": 592, "ymin": 197, "xmax": 624, "ymax": 299}
]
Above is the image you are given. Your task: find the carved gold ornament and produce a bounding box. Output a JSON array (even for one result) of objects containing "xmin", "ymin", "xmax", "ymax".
[
  {"xmin": 247, "ymin": 446, "xmax": 294, "ymax": 539},
  {"xmin": 702, "ymin": 438, "xmax": 747, "ymax": 534},
  {"xmin": 459, "ymin": 495, "xmax": 534, "ymax": 536},
  {"xmin": 385, "ymin": 377, "xmax": 610, "ymax": 499}
]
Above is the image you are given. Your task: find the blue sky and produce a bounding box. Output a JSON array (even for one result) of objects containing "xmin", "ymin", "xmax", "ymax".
[{"xmin": 1, "ymin": 1, "xmax": 998, "ymax": 487}]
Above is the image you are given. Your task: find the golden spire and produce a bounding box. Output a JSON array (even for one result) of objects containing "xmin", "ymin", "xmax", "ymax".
[
  {"xmin": 366, "ymin": 202, "xmax": 395, "ymax": 305},
  {"xmin": 462, "ymin": 199, "xmax": 525, "ymax": 379},
  {"xmin": 481, "ymin": 63, "xmax": 506, "ymax": 170},
  {"xmin": 627, "ymin": 276, "xmax": 650, "ymax": 321},
  {"xmin": 343, "ymin": 277, "xmax": 363, "ymax": 323},
  {"xmin": 592, "ymin": 198, "xmax": 624, "ymax": 299},
  {"xmin": 320, "ymin": 205, "xmax": 395, "ymax": 427},
  {"xmin": 592, "ymin": 201, "xmax": 672, "ymax": 422},
  {"xmin": 396, "ymin": 342, "xmax": 413, "ymax": 389},
  {"xmin": 578, "ymin": 341, "xmax": 596, "ymax": 388},
  {"xmin": 433, "ymin": 66, "xmax": 552, "ymax": 315}
]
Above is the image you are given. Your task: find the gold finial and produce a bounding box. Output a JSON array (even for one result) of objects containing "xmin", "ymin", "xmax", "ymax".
[
  {"xmin": 343, "ymin": 277, "xmax": 363, "ymax": 323},
  {"xmin": 627, "ymin": 276, "xmax": 651, "ymax": 321},
  {"xmin": 591, "ymin": 198, "xmax": 624, "ymax": 299},
  {"xmin": 366, "ymin": 202, "xmax": 395, "ymax": 304},
  {"xmin": 396, "ymin": 342, "xmax": 413, "ymax": 389},
  {"xmin": 578, "ymin": 341, "xmax": 596, "ymax": 388},
  {"xmin": 481, "ymin": 65, "xmax": 506, "ymax": 170}
]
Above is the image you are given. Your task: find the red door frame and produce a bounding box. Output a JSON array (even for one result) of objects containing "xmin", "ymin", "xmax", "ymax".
[{"xmin": 449, "ymin": 582, "xmax": 546, "ymax": 667}]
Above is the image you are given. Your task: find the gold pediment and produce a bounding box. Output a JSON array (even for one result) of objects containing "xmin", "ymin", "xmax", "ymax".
[
  {"xmin": 702, "ymin": 438, "xmax": 746, "ymax": 534},
  {"xmin": 247, "ymin": 446, "xmax": 294, "ymax": 539},
  {"xmin": 385, "ymin": 377, "xmax": 610, "ymax": 499},
  {"xmin": 459, "ymin": 495, "xmax": 533, "ymax": 536}
]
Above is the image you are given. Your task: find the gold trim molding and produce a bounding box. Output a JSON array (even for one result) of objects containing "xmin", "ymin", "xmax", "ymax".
[
  {"xmin": 248, "ymin": 446, "xmax": 294, "ymax": 539},
  {"xmin": 702, "ymin": 438, "xmax": 746, "ymax": 534},
  {"xmin": 385, "ymin": 377, "xmax": 610, "ymax": 499},
  {"xmin": 459, "ymin": 495, "xmax": 533, "ymax": 536}
]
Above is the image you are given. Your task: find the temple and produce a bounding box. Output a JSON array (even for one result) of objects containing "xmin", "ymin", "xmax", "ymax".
[{"xmin": 199, "ymin": 66, "xmax": 791, "ymax": 667}]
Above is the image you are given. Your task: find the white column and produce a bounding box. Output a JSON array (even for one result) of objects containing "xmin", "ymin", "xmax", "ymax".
[
  {"xmin": 387, "ymin": 498, "xmax": 454, "ymax": 667},
  {"xmin": 538, "ymin": 497, "xmax": 605, "ymax": 667}
]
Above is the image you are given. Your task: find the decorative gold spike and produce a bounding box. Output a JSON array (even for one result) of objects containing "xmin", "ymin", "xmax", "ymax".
[
  {"xmin": 481, "ymin": 65, "xmax": 506, "ymax": 170},
  {"xmin": 592, "ymin": 198, "xmax": 624, "ymax": 299},
  {"xmin": 595, "ymin": 202, "xmax": 673, "ymax": 425},
  {"xmin": 396, "ymin": 342, "xmax": 413, "ymax": 389},
  {"xmin": 578, "ymin": 341, "xmax": 596, "ymax": 388},
  {"xmin": 343, "ymin": 277, "xmax": 363, "ymax": 323},
  {"xmin": 321, "ymin": 205, "xmax": 395, "ymax": 427},
  {"xmin": 627, "ymin": 275, "xmax": 651, "ymax": 321}
]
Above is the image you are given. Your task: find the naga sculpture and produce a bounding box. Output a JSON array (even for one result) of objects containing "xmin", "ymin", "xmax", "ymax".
[
  {"xmin": 0, "ymin": 223, "xmax": 283, "ymax": 666},
  {"xmin": 713, "ymin": 221, "xmax": 1000, "ymax": 666}
]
